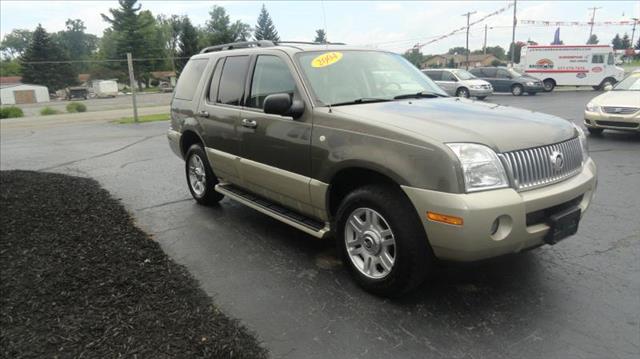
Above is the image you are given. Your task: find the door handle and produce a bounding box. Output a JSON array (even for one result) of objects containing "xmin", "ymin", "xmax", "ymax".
[
  {"xmin": 241, "ymin": 118, "xmax": 258, "ymax": 129},
  {"xmin": 199, "ymin": 110, "xmax": 209, "ymax": 118}
]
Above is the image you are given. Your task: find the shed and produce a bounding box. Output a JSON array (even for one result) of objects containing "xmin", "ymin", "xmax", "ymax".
[{"xmin": 0, "ymin": 84, "xmax": 50, "ymax": 105}]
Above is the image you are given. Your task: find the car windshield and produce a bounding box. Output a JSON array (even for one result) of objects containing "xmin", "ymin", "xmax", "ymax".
[
  {"xmin": 613, "ymin": 73, "xmax": 640, "ymax": 91},
  {"xmin": 452, "ymin": 69, "xmax": 476, "ymax": 80},
  {"xmin": 296, "ymin": 50, "xmax": 446, "ymax": 106}
]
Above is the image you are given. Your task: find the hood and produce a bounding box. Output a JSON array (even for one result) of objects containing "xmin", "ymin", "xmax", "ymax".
[
  {"xmin": 332, "ymin": 98, "xmax": 576, "ymax": 152},
  {"xmin": 591, "ymin": 90, "xmax": 640, "ymax": 107}
]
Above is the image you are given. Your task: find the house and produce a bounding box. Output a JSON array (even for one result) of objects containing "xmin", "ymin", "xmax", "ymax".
[
  {"xmin": 1, "ymin": 83, "xmax": 50, "ymax": 105},
  {"xmin": 422, "ymin": 54, "xmax": 499, "ymax": 69}
]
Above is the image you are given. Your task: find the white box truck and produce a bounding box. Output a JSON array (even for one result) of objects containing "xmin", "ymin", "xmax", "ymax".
[
  {"xmin": 93, "ymin": 80, "xmax": 119, "ymax": 98},
  {"xmin": 518, "ymin": 45, "xmax": 625, "ymax": 92}
]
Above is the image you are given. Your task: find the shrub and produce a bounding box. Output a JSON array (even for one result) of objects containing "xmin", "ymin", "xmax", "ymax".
[
  {"xmin": 66, "ymin": 102, "xmax": 87, "ymax": 113},
  {"xmin": 40, "ymin": 107, "xmax": 60, "ymax": 116},
  {"xmin": 0, "ymin": 106, "xmax": 24, "ymax": 119}
]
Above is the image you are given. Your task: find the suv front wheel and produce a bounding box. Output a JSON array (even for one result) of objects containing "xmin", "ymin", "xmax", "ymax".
[
  {"xmin": 335, "ymin": 185, "xmax": 433, "ymax": 297},
  {"xmin": 185, "ymin": 144, "xmax": 224, "ymax": 205}
]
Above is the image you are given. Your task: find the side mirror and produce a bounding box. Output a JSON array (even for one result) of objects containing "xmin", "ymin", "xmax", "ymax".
[
  {"xmin": 604, "ymin": 84, "xmax": 613, "ymax": 91},
  {"xmin": 264, "ymin": 93, "xmax": 305, "ymax": 119}
]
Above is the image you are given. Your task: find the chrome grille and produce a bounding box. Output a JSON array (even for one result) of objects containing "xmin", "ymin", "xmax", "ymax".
[
  {"xmin": 602, "ymin": 106, "xmax": 639, "ymax": 115},
  {"xmin": 502, "ymin": 137, "xmax": 583, "ymax": 191}
]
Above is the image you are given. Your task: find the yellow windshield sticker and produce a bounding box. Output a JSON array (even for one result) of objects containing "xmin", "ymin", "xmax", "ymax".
[{"xmin": 311, "ymin": 52, "xmax": 343, "ymax": 68}]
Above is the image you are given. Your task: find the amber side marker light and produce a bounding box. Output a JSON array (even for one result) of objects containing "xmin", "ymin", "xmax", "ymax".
[{"xmin": 427, "ymin": 211, "xmax": 464, "ymax": 226}]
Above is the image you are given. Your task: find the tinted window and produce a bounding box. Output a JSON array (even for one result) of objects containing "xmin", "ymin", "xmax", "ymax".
[
  {"xmin": 217, "ymin": 56, "xmax": 250, "ymax": 105},
  {"xmin": 443, "ymin": 72, "xmax": 457, "ymax": 81},
  {"xmin": 248, "ymin": 56, "xmax": 296, "ymax": 109},
  {"xmin": 592, "ymin": 54, "xmax": 604, "ymax": 64},
  {"xmin": 468, "ymin": 68, "xmax": 481, "ymax": 77},
  {"xmin": 208, "ymin": 58, "xmax": 224, "ymax": 102},
  {"xmin": 423, "ymin": 71, "xmax": 442, "ymax": 81},
  {"xmin": 497, "ymin": 69, "xmax": 511, "ymax": 79},
  {"xmin": 174, "ymin": 58, "xmax": 208, "ymax": 101},
  {"xmin": 483, "ymin": 68, "xmax": 497, "ymax": 77}
]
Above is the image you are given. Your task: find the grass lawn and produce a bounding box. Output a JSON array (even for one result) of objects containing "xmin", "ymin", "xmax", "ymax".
[{"xmin": 117, "ymin": 113, "xmax": 170, "ymax": 124}]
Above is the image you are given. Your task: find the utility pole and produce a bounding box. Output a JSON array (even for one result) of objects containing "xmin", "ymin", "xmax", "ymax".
[
  {"xmin": 483, "ymin": 24, "xmax": 488, "ymax": 55},
  {"xmin": 510, "ymin": 0, "xmax": 517, "ymax": 66},
  {"xmin": 588, "ymin": 7, "xmax": 601, "ymax": 40},
  {"xmin": 126, "ymin": 52, "xmax": 139, "ymax": 123},
  {"xmin": 631, "ymin": 18, "xmax": 639, "ymax": 49},
  {"xmin": 462, "ymin": 11, "xmax": 476, "ymax": 69}
]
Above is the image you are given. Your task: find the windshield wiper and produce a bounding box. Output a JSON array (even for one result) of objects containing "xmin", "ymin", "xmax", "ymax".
[
  {"xmin": 393, "ymin": 91, "xmax": 447, "ymax": 100},
  {"xmin": 329, "ymin": 98, "xmax": 391, "ymax": 107}
]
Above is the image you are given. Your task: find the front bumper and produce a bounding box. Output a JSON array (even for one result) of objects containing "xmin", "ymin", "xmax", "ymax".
[
  {"xmin": 402, "ymin": 157, "xmax": 597, "ymax": 262},
  {"xmin": 167, "ymin": 129, "xmax": 183, "ymax": 159},
  {"xmin": 584, "ymin": 110, "xmax": 640, "ymax": 132},
  {"xmin": 469, "ymin": 88, "xmax": 493, "ymax": 97}
]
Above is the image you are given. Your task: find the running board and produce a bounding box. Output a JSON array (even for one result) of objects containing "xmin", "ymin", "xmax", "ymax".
[{"xmin": 215, "ymin": 184, "xmax": 331, "ymax": 239}]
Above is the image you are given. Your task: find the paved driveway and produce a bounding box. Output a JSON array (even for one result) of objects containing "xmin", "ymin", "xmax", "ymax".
[{"xmin": 1, "ymin": 91, "xmax": 638, "ymax": 359}]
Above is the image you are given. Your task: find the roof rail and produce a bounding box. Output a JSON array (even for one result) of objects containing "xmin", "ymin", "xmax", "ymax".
[
  {"xmin": 199, "ymin": 40, "xmax": 275, "ymax": 54},
  {"xmin": 276, "ymin": 41, "xmax": 346, "ymax": 46}
]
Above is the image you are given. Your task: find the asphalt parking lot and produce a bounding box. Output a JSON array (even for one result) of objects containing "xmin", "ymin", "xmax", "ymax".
[{"xmin": 1, "ymin": 90, "xmax": 638, "ymax": 359}]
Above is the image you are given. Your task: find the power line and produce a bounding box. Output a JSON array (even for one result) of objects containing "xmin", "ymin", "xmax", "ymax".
[{"xmin": 19, "ymin": 56, "xmax": 191, "ymax": 64}]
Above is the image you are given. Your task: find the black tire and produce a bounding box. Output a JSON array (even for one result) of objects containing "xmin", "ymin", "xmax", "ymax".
[
  {"xmin": 456, "ymin": 87, "xmax": 470, "ymax": 98},
  {"xmin": 597, "ymin": 77, "xmax": 616, "ymax": 91},
  {"xmin": 511, "ymin": 84, "xmax": 524, "ymax": 96},
  {"xmin": 476, "ymin": 96, "xmax": 487, "ymax": 100},
  {"xmin": 185, "ymin": 144, "xmax": 224, "ymax": 205},
  {"xmin": 587, "ymin": 128, "xmax": 604, "ymax": 135},
  {"xmin": 543, "ymin": 79, "xmax": 555, "ymax": 92},
  {"xmin": 592, "ymin": 85, "xmax": 601, "ymax": 91},
  {"xmin": 335, "ymin": 184, "xmax": 434, "ymax": 297}
]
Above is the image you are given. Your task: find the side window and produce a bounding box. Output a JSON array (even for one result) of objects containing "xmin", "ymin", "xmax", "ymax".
[
  {"xmin": 444, "ymin": 72, "xmax": 457, "ymax": 81},
  {"xmin": 424, "ymin": 71, "xmax": 441, "ymax": 81},
  {"xmin": 497, "ymin": 69, "xmax": 511, "ymax": 79},
  {"xmin": 207, "ymin": 58, "xmax": 224, "ymax": 103},
  {"xmin": 592, "ymin": 54, "xmax": 604, "ymax": 64},
  {"xmin": 248, "ymin": 55, "xmax": 296, "ymax": 109},
  {"xmin": 607, "ymin": 53, "xmax": 614, "ymax": 65},
  {"xmin": 217, "ymin": 56, "xmax": 250, "ymax": 106},
  {"xmin": 174, "ymin": 58, "xmax": 208, "ymax": 101},
  {"xmin": 483, "ymin": 68, "xmax": 497, "ymax": 77}
]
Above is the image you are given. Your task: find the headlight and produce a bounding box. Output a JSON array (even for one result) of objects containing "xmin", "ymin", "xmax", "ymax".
[
  {"xmin": 585, "ymin": 102, "xmax": 599, "ymax": 112},
  {"xmin": 447, "ymin": 143, "xmax": 509, "ymax": 192},
  {"xmin": 573, "ymin": 123, "xmax": 589, "ymax": 161},
  {"xmin": 470, "ymin": 85, "xmax": 482, "ymax": 89},
  {"xmin": 526, "ymin": 81, "xmax": 534, "ymax": 86}
]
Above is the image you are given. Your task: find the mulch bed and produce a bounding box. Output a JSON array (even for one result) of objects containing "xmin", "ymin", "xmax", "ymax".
[{"xmin": 0, "ymin": 170, "xmax": 267, "ymax": 358}]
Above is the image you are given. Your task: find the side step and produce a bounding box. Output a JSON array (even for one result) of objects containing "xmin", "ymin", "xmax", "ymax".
[{"xmin": 215, "ymin": 184, "xmax": 331, "ymax": 239}]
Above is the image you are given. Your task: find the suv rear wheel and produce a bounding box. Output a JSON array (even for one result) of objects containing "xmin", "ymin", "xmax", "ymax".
[
  {"xmin": 185, "ymin": 144, "xmax": 224, "ymax": 205},
  {"xmin": 335, "ymin": 184, "xmax": 433, "ymax": 297}
]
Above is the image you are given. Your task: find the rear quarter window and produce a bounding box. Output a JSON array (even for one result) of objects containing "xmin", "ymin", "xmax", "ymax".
[{"xmin": 174, "ymin": 58, "xmax": 208, "ymax": 101}]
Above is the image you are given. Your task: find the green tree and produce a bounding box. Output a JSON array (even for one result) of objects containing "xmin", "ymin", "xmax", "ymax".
[
  {"xmin": 254, "ymin": 4, "xmax": 279, "ymax": 41},
  {"xmin": 89, "ymin": 28, "xmax": 124, "ymax": 80},
  {"xmin": 156, "ymin": 14, "xmax": 182, "ymax": 72},
  {"xmin": 621, "ymin": 33, "xmax": 631, "ymax": 49},
  {"xmin": 447, "ymin": 46, "xmax": 468, "ymax": 55},
  {"xmin": 402, "ymin": 47, "xmax": 424, "ymax": 67},
  {"xmin": 101, "ymin": 0, "xmax": 155, "ymax": 87},
  {"xmin": 587, "ymin": 34, "xmax": 599, "ymax": 44},
  {"xmin": 611, "ymin": 34, "xmax": 623, "ymax": 49},
  {"xmin": 53, "ymin": 19, "xmax": 98, "ymax": 74},
  {"xmin": 202, "ymin": 5, "xmax": 251, "ymax": 46},
  {"xmin": 472, "ymin": 45, "xmax": 506, "ymax": 60},
  {"xmin": 0, "ymin": 58, "xmax": 21, "ymax": 76},
  {"xmin": 177, "ymin": 16, "xmax": 199, "ymax": 71},
  {"xmin": 21, "ymin": 24, "xmax": 77, "ymax": 91},
  {"xmin": 0, "ymin": 29, "xmax": 33, "ymax": 58},
  {"xmin": 314, "ymin": 29, "xmax": 327, "ymax": 43}
]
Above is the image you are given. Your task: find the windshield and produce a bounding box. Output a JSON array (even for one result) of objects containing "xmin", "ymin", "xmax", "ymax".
[
  {"xmin": 613, "ymin": 73, "xmax": 640, "ymax": 91},
  {"xmin": 452, "ymin": 69, "xmax": 476, "ymax": 80},
  {"xmin": 296, "ymin": 50, "xmax": 446, "ymax": 106}
]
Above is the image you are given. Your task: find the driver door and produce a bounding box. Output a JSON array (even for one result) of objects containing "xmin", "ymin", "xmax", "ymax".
[{"xmin": 238, "ymin": 53, "xmax": 314, "ymax": 215}]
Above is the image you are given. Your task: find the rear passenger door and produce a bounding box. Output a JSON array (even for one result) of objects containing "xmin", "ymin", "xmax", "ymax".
[
  {"xmin": 481, "ymin": 68, "xmax": 501, "ymax": 91},
  {"xmin": 197, "ymin": 55, "xmax": 250, "ymax": 185},
  {"xmin": 438, "ymin": 71, "xmax": 458, "ymax": 95},
  {"xmin": 238, "ymin": 53, "xmax": 314, "ymax": 215}
]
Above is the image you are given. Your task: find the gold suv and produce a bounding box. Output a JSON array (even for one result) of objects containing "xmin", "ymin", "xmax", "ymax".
[{"xmin": 584, "ymin": 71, "xmax": 640, "ymax": 134}]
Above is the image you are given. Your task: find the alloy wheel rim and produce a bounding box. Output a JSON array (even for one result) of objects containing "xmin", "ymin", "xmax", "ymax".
[
  {"xmin": 188, "ymin": 154, "xmax": 206, "ymax": 197},
  {"xmin": 344, "ymin": 207, "xmax": 396, "ymax": 279}
]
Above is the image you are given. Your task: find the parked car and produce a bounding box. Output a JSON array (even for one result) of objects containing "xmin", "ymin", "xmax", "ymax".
[
  {"xmin": 469, "ymin": 67, "xmax": 544, "ymax": 96},
  {"xmin": 421, "ymin": 68, "xmax": 493, "ymax": 99},
  {"xmin": 65, "ymin": 86, "xmax": 88, "ymax": 100},
  {"xmin": 584, "ymin": 70, "xmax": 640, "ymax": 134},
  {"xmin": 168, "ymin": 41, "xmax": 596, "ymax": 296}
]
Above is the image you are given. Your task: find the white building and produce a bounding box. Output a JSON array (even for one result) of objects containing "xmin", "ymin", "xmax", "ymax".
[{"xmin": 0, "ymin": 84, "xmax": 50, "ymax": 105}]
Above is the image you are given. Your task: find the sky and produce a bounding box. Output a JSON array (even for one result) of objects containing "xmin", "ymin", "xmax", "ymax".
[{"xmin": 1, "ymin": 1, "xmax": 638, "ymax": 55}]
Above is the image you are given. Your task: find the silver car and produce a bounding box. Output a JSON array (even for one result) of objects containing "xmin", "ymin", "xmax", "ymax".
[{"xmin": 422, "ymin": 68, "xmax": 493, "ymax": 100}]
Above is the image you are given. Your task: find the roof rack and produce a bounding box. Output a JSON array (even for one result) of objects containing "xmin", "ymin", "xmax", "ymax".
[
  {"xmin": 199, "ymin": 40, "xmax": 275, "ymax": 54},
  {"xmin": 275, "ymin": 41, "xmax": 346, "ymax": 46}
]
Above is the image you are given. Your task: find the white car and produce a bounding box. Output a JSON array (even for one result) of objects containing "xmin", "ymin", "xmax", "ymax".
[{"xmin": 584, "ymin": 71, "xmax": 640, "ymax": 134}]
